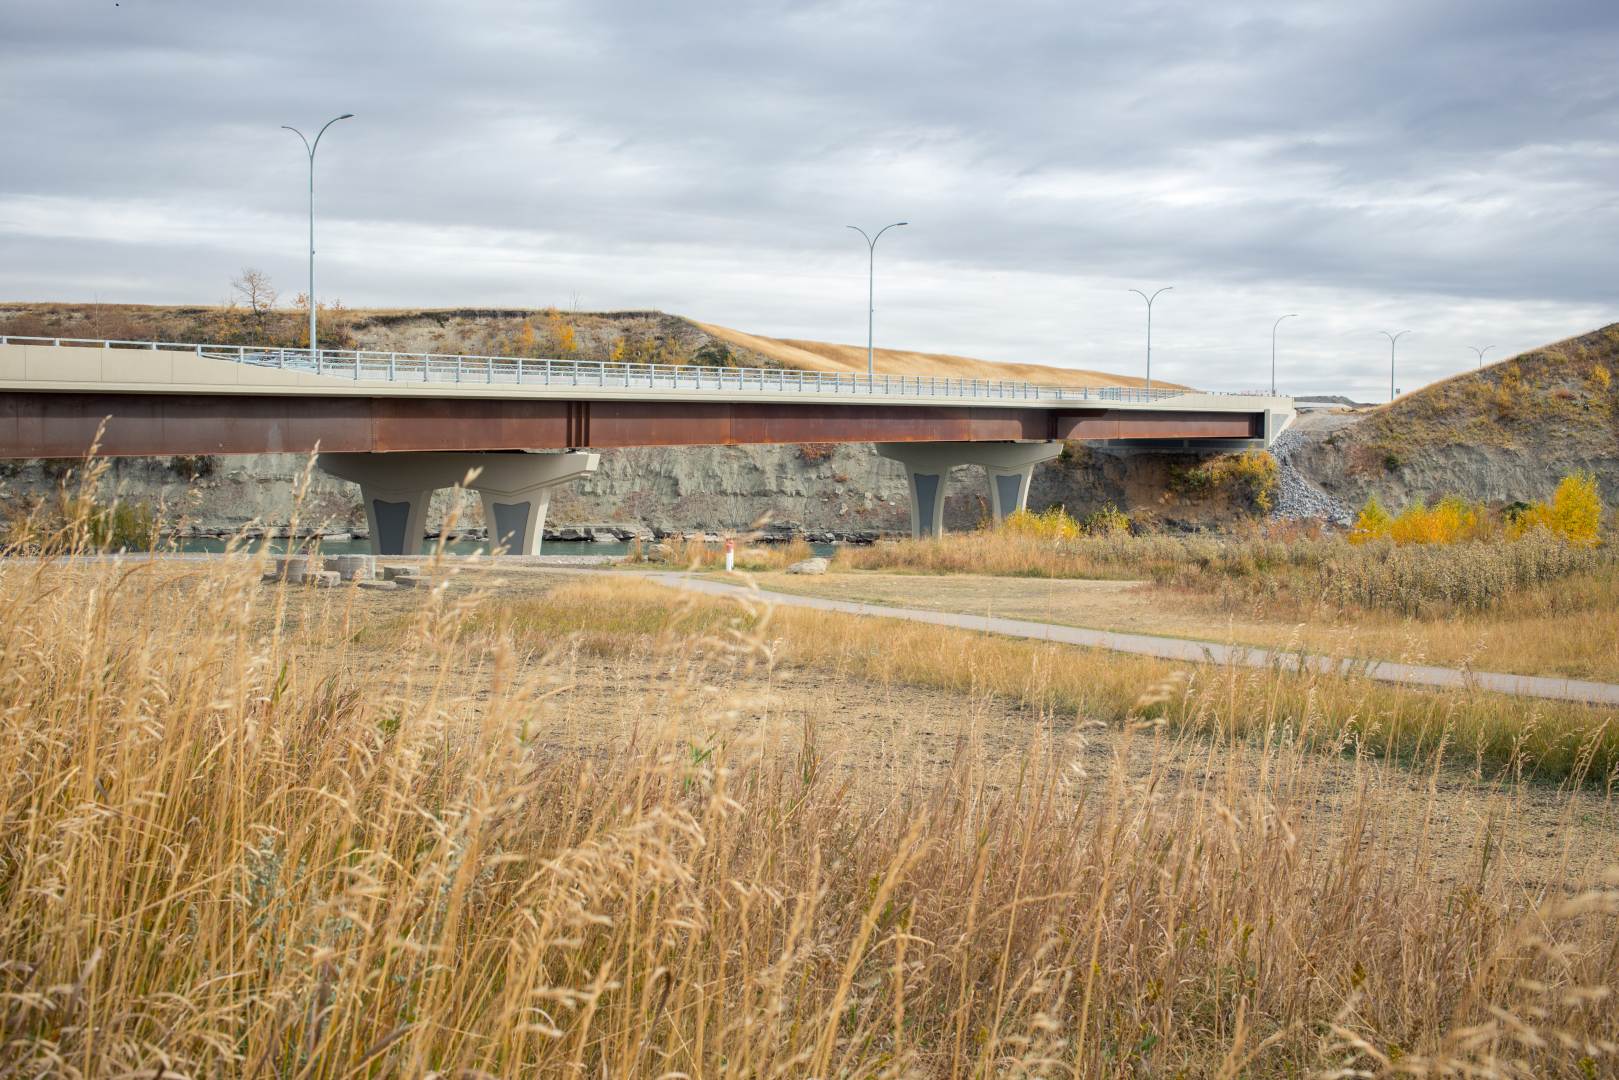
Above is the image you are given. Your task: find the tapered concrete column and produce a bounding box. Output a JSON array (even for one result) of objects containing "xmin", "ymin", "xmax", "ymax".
[
  {"xmin": 465, "ymin": 453, "xmax": 600, "ymax": 555},
  {"xmin": 876, "ymin": 441, "xmax": 1063, "ymax": 538},
  {"xmin": 318, "ymin": 451, "xmax": 601, "ymax": 556},
  {"xmin": 360, "ymin": 484, "xmax": 436, "ymax": 555}
]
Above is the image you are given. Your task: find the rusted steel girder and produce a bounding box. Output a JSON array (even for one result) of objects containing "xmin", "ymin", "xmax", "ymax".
[{"xmin": 0, "ymin": 392, "xmax": 1262, "ymax": 458}]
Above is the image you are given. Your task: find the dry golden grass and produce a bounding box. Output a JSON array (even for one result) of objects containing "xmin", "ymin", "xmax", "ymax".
[
  {"xmin": 745, "ymin": 565, "xmax": 1619, "ymax": 683},
  {"xmin": 2, "ymin": 548, "xmax": 1618, "ymax": 1076},
  {"xmin": 811, "ymin": 529, "xmax": 1619, "ymax": 678},
  {"xmin": 508, "ymin": 575, "xmax": 1619, "ymax": 783},
  {"xmin": 696, "ymin": 322, "xmax": 1180, "ymax": 387}
]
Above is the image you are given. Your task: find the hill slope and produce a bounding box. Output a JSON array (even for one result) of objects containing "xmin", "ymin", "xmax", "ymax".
[
  {"xmin": 697, "ymin": 323, "xmax": 1170, "ymax": 387},
  {"xmin": 0, "ymin": 303, "xmax": 1157, "ymax": 388},
  {"xmin": 1293, "ymin": 324, "xmax": 1619, "ymax": 508}
]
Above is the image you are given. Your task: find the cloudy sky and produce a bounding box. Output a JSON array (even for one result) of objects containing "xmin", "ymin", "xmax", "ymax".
[{"xmin": 3, "ymin": 0, "xmax": 1616, "ymax": 396}]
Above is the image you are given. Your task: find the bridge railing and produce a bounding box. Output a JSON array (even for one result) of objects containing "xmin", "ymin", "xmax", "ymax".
[{"xmin": 0, "ymin": 335, "xmax": 1214, "ymax": 404}]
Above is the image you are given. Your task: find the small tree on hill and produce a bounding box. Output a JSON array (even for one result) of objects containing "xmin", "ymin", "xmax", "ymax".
[{"xmin": 231, "ymin": 268, "xmax": 278, "ymax": 327}]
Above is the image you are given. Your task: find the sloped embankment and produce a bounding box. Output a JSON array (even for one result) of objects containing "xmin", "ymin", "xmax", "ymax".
[{"xmin": 1291, "ymin": 324, "xmax": 1619, "ymax": 511}]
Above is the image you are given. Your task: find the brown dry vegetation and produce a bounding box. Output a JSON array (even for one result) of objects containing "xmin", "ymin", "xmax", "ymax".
[
  {"xmin": 3, "ymin": 541, "xmax": 1619, "ymax": 1076},
  {"xmin": 696, "ymin": 322, "xmax": 1173, "ymax": 387},
  {"xmin": 638, "ymin": 522, "xmax": 1619, "ymax": 679},
  {"xmin": 0, "ymin": 302, "xmax": 1152, "ymax": 387},
  {"xmin": 1329, "ymin": 324, "xmax": 1619, "ymax": 473},
  {"xmin": 745, "ymin": 566, "xmax": 1619, "ymax": 685}
]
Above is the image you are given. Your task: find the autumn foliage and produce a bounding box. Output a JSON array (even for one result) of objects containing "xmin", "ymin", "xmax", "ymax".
[
  {"xmin": 1511, "ymin": 470, "xmax": 1604, "ymax": 546},
  {"xmin": 1352, "ymin": 472, "xmax": 1605, "ymax": 547}
]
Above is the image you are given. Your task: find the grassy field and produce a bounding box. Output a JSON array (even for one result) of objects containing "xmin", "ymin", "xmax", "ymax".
[
  {"xmin": 736, "ymin": 568, "xmax": 1619, "ymax": 682},
  {"xmin": 2, "ymin": 549, "xmax": 1617, "ymax": 1077},
  {"xmin": 638, "ymin": 527, "xmax": 1619, "ymax": 680}
]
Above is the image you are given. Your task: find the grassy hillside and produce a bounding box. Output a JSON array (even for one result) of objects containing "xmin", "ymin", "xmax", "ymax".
[
  {"xmin": 1342, "ymin": 325, "xmax": 1617, "ymax": 462},
  {"xmin": 0, "ymin": 302, "xmax": 1154, "ymax": 387},
  {"xmin": 698, "ymin": 322, "xmax": 1173, "ymax": 387},
  {"xmin": 1296, "ymin": 323, "xmax": 1619, "ymax": 507}
]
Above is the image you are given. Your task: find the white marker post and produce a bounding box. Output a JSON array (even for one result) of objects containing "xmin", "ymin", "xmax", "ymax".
[{"xmin": 724, "ymin": 537, "xmax": 735, "ymax": 572}]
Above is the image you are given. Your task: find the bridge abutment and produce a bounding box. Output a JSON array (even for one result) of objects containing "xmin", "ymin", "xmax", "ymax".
[
  {"xmin": 317, "ymin": 451, "xmax": 601, "ymax": 556},
  {"xmin": 876, "ymin": 441, "xmax": 1063, "ymax": 538}
]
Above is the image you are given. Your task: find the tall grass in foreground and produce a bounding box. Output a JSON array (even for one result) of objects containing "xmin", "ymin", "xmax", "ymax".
[{"xmin": 2, "ymin": 552, "xmax": 1617, "ymax": 1077}]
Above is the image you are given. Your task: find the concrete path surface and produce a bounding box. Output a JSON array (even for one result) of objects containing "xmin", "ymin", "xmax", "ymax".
[{"xmin": 651, "ymin": 573, "xmax": 1619, "ymax": 707}]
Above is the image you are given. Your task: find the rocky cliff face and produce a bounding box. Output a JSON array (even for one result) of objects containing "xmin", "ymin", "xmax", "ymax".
[
  {"xmin": 0, "ymin": 443, "xmax": 1255, "ymax": 536},
  {"xmin": 1291, "ymin": 429, "xmax": 1619, "ymax": 511}
]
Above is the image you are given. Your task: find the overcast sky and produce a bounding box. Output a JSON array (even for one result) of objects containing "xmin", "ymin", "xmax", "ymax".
[{"xmin": 3, "ymin": 0, "xmax": 1616, "ymax": 396}]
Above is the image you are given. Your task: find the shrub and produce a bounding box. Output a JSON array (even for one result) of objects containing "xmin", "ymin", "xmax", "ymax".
[
  {"xmin": 1513, "ymin": 470, "xmax": 1604, "ymax": 546},
  {"xmin": 796, "ymin": 443, "xmax": 836, "ymax": 465},
  {"xmin": 1000, "ymin": 506, "xmax": 1081, "ymax": 541},
  {"xmin": 1353, "ymin": 494, "xmax": 1506, "ymax": 547},
  {"xmin": 1349, "ymin": 495, "xmax": 1394, "ymax": 543},
  {"xmin": 1171, "ymin": 451, "xmax": 1279, "ymax": 512},
  {"xmin": 1082, "ymin": 503, "xmax": 1132, "ymax": 536},
  {"xmin": 1388, "ymin": 495, "xmax": 1484, "ymax": 545}
]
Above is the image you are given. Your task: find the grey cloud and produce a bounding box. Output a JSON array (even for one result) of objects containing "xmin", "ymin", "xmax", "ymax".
[{"xmin": 3, "ymin": 0, "xmax": 1617, "ymax": 396}]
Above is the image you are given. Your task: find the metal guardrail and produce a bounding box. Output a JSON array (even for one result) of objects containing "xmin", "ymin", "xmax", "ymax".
[{"xmin": 0, "ymin": 334, "xmax": 1222, "ymax": 405}]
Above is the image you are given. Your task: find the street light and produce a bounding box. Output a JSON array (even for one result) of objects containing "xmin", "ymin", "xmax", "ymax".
[
  {"xmin": 846, "ymin": 222, "xmax": 907, "ymax": 381},
  {"xmin": 283, "ymin": 113, "xmax": 354, "ymax": 352},
  {"xmin": 1379, "ymin": 329, "xmax": 1411, "ymax": 401},
  {"xmin": 1128, "ymin": 286, "xmax": 1173, "ymax": 391},
  {"xmin": 1270, "ymin": 313, "xmax": 1298, "ymax": 396},
  {"xmin": 1469, "ymin": 344, "xmax": 1494, "ymax": 369}
]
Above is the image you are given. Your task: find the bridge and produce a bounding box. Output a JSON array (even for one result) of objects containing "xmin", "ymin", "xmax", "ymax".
[{"xmin": 0, "ymin": 337, "xmax": 1294, "ymax": 554}]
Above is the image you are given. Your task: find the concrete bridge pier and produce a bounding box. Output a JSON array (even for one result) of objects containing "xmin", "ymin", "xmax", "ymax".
[
  {"xmin": 317, "ymin": 451, "xmax": 601, "ymax": 556},
  {"xmin": 876, "ymin": 441, "xmax": 1064, "ymax": 538}
]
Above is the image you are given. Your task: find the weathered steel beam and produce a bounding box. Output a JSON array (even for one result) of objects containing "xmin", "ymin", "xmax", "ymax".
[{"xmin": 0, "ymin": 392, "xmax": 1265, "ymax": 458}]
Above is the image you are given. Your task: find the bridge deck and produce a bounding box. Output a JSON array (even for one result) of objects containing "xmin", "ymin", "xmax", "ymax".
[{"xmin": 0, "ymin": 339, "xmax": 1293, "ymax": 457}]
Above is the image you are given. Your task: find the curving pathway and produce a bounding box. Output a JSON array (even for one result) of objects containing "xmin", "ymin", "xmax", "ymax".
[{"xmin": 650, "ymin": 572, "xmax": 1619, "ymax": 707}]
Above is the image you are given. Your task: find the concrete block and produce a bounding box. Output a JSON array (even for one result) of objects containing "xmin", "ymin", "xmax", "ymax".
[
  {"xmin": 357, "ymin": 579, "xmax": 398, "ymax": 591},
  {"xmin": 331, "ymin": 554, "xmax": 376, "ymax": 581},
  {"xmin": 381, "ymin": 564, "xmax": 416, "ymax": 580},
  {"xmin": 272, "ymin": 555, "xmax": 311, "ymax": 583},
  {"xmin": 391, "ymin": 574, "xmax": 426, "ymax": 589}
]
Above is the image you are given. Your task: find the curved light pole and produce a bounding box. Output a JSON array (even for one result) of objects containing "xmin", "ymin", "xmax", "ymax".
[
  {"xmin": 1469, "ymin": 344, "xmax": 1494, "ymax": 369},
  {"xmin": 1379, "ymin": 329, "xmax": 1411, "ymax": 401},
  {"xmin": 283, "ymin": 113, "xmax": 354, "ymax": 351},
  {"xmin": 1270, "ymin": 313, "xmax": 1298, "ymax": 396},
  {"xmin": 847, "ymin": 221, "xmax": 907, "ymax": 381},
  {"xmin": 1128, "ymin": 286, "xmax": 1173, "ymax": 391}
]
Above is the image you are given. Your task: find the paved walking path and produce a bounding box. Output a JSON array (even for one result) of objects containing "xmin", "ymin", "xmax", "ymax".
[{"xmin": 650, "ymin": 573, "xmax": 1619, "ymax": 707}]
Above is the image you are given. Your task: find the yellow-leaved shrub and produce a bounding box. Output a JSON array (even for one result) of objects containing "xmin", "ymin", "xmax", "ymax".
[
  {"xmin": 1512, "ymin": 470, "xmax": 1604, "ymax": 546},
  {"xmin": 1349, "ymin": 496, "xmax": 1394, "ymax": 543},
  {"xmin": 1000, "ymin": 506, "xmax": 1082, "ymax": 541},
  {"xmin": 1352, "ymin": 473, "xmax": 1604, "ymax": 547}
]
